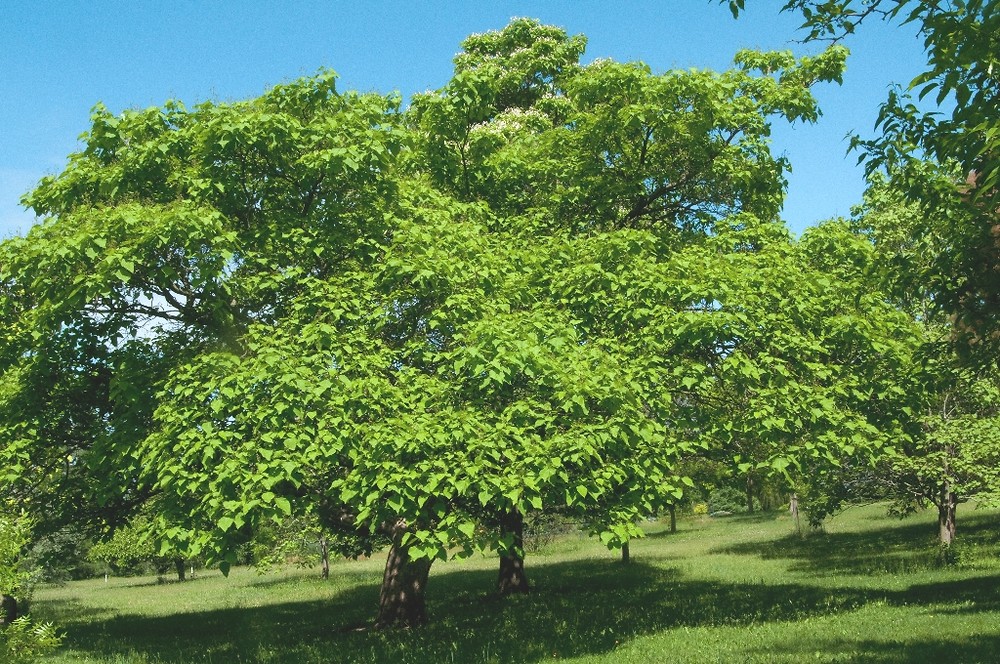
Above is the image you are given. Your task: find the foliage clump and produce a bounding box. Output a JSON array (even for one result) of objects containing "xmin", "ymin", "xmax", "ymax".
[{"xmin": 0, "ymin": 515, "xmax": 60, "ymax": 662}]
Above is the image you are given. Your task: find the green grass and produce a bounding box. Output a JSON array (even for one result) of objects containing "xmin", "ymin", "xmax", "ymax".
[{"xmin": 31, "ymin": 503, "xmax": 1000, "ymax": 663}]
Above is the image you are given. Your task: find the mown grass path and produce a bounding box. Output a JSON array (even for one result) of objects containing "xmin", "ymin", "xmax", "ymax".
[{"xmin": 33, "ymin": 504, "xmax": 1000, "ymax": 663}]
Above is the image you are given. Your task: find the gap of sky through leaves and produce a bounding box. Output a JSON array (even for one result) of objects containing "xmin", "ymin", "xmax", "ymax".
[{"xmin": 0, "ymin": 0, "xmax": 926, "ymax": 238}]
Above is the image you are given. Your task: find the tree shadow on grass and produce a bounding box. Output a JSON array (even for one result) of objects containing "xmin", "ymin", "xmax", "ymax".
[
  {"xmin": 31, "ymin": 597, "xmax": 117, "ymax": 624},
  {"xmin": 712, "ymin": 510, "xmax": 1000, "ymax": 576},
  {"xmin": 115, "ymin": 574, "xmax": 217, "ymax": 589},
  {"xmin": 242, "ymin": 566, "xmax": 381, "ymax": 591},
  {"xmin": 37, "ymin": 528, "xmax": 1000, "ymax": 664},
  {"xmin": 644, "ymin": 510, "xmax": 786, "ymax": 538},
  {"xmin": 48, "ymin": 587, "xmax": 379, "ymax": 663},
  {"xmin": 715, "ymin": 510, "xmax": 792, "ymax": 524},
  {"xmin": 894, "ymin": 573, "xmax": 1000, "ymax": 609},
  {"xmin": 27, "ymin": 558, "xmax": 917, "ymax": 664}
]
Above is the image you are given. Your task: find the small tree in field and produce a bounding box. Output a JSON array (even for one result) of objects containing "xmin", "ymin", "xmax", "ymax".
[
  {"xmin": 848, "ymin": 173, "xmax": 1000, "ymax": 549},
  {"xmin": 87, "ymin": 516, "xmax": 193, "ymax": 581}
]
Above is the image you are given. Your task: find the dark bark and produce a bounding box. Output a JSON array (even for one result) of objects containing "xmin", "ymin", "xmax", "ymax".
[
  {"xmin": 320, "ymin": 536, "xmax": 330, "ymax": 580},
  {"xmin": 938, "ymin": 486, "xmax": 958, "ymax": 548},
  {"xmin": 497, "ymin": 509, "xmax": 529, "ymax": 595},
  {"xmin": 0, "ymin": 594, "xmax": 17, "ymax": 625},
  {"xmin": 668, "ymin": 504, "xmax": 677, "ymax": 534},
  {"xmin": 375, "ymin": 521, "xmax": 432, "ymax": 629},
  {"xmin": 174, "ymin": 558, "xmax": 186, "ymax": 582},
  {"xmin": 621, "ymin": 541, "xmax": 630, "ymax": 564}
]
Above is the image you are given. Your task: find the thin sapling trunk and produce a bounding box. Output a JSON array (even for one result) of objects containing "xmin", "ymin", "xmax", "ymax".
[{"xmin": 320, "ymin": 536, "xmax": 330, "ymax": 580}]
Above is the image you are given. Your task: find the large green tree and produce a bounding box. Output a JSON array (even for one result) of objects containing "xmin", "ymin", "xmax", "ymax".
[
  {"xmin": 2, "ymin": 19, "xmax": 857, "ymax": 627},
  {"xmin": 665, "ymin": 217, "xmax": 919, "ymax": 523}
]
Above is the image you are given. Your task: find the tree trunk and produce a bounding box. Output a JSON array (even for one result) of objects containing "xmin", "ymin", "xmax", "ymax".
[
  {"xmin": 790, "ymin": 493, "xmax": 801, "ymax": 535},
  {"xmin": 320, "ymin": 536, "xmax": 330, "ymax": 580},
  {"xmin": 621, "ymin": 541, "xmax": 630, "ymax": 564},
  {"xmin": 375, "ymin": 521, "xmax": 432, "ymax": 629},
  {"xmin": 174, "ymin": 558, "xmax": 186, "ymax": 582},
  {"xmin": 938, "ymin": 486, "xmax": 958, "ymax": 548},
  {"xmin": 497, "ymin": 509, "xmax": 529, "ymax": 595},
  {"xmin": 745, "ymin": 474, "xmax": 755, "ymax": 514},
  {"xmin": 0, "ymin": 594, "xmax": 17, "ymax": 625},
  {"xmin": 668, "ymin": 504, "xmax": 677, "ymax": 533}
]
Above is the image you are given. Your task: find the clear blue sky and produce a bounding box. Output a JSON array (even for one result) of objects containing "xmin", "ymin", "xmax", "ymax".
[{"xmin": 0, "ymin": 1, "xmax": 926, "ymax": 238}]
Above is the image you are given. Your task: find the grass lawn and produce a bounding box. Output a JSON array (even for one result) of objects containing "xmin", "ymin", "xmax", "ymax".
[{"xmin": 31, "ymin": 503, "xmax": 1000, "ymax": 663}]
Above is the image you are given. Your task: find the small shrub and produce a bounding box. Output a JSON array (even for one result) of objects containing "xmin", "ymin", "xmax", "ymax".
[
  {"xmin": 2, "ymin": 514, "xmax": 63, "ymax": 662},
  {"xmin": 707, "ymin": 485, "xmax": 748, "ymax": 515},
  {"xmin": 1, "ymin": 616, "xmax": 61, "ymax": 664}
]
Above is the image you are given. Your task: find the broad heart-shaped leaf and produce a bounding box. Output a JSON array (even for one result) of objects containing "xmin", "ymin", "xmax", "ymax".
[{"xmin": 273, "ymin": 496, "xmax": 292, "ymax": 516}]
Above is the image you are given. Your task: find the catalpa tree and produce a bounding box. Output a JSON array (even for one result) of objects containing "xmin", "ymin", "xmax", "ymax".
[{"xmin": 2, "ymin": 19, "xmax": 865, "ymax": 627}]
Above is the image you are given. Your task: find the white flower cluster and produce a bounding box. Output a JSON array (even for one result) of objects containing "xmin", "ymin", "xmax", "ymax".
[{"xmin": 469, "ymin": 107, "xmax": 549, "ymax": 138}]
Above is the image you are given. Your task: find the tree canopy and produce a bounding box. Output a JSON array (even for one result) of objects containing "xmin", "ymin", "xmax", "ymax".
[{"xmin": 0, "ymin": 18, "xmax": 936, "ymax": 628}]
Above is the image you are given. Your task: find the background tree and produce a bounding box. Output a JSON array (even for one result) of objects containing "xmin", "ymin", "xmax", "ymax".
[
  {"xmin": 86, "ymin": 514, "xmax": 193, "ymax": 581},
  {"xmin": 848, "ymin": 174, "xmax": 1000, "ymax": 548},
  {"xmin": 672, "ymin": 218, "xmax": 918, "ymax": 521},
  {"xmin": 728, "ymin": 0, "xmax": 1000, "ymax": 352}
]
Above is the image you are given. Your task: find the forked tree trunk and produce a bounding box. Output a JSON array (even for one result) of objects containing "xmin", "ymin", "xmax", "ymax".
[
  {"xmin": 0, "ymin": 594, "xmax": 17, "ymax": 625},
  {"xmin": 174, "ymin": 558, "xmax": 186, "ymax": 582},
  {"xmin": 938, "ymin": 486, "xmax": 958, "ymax": 548},
  {"xmin": 320, "ymin": 536, "xmax": 330, "ymax": 580},
  {"xmin": 497, "ymin": 509, "xmax": 529, "ymax": 595},
  {"xmin": 375, "ymin": 521, "xmax": 432, "ymax": 629}
]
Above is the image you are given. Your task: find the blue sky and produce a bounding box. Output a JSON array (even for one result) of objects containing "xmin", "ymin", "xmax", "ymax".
[{"xmin": 0, "ymin": 1, "xmax": 927, "ymax": 238}]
